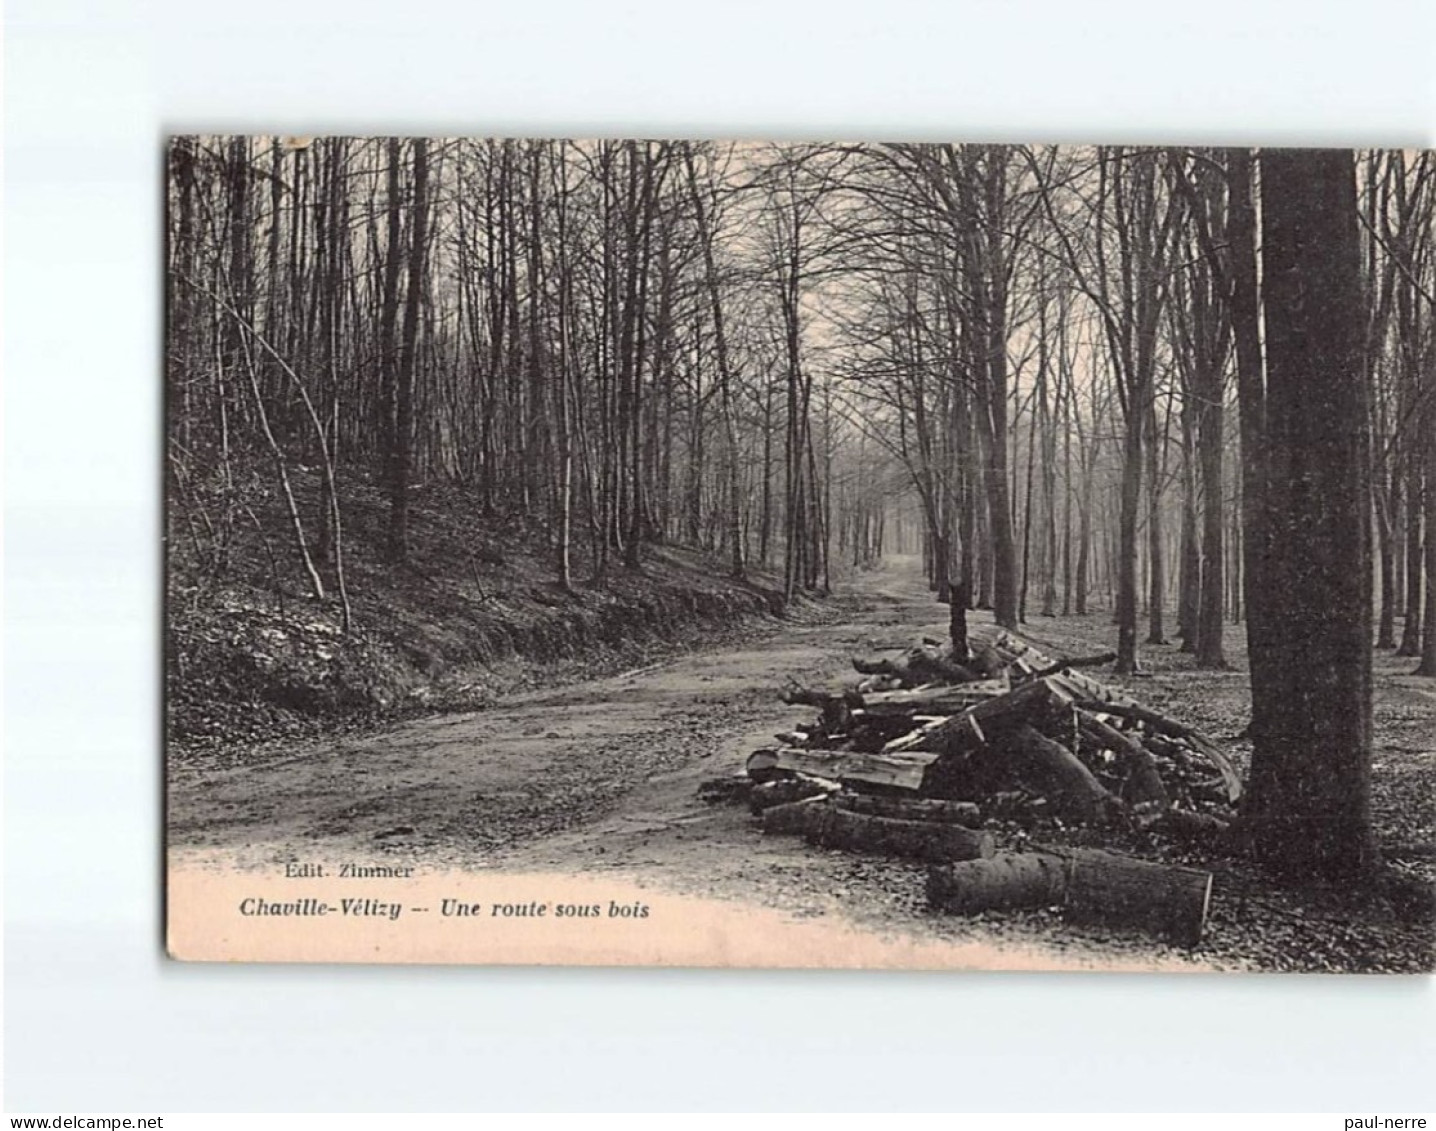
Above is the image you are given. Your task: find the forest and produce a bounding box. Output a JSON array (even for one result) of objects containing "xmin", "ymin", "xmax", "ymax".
[{"xmin": 166, "ymin": 139, "xmax": 1435, "ymax": 899}]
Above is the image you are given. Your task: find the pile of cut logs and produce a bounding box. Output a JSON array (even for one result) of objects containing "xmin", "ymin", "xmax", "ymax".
[{"xmin": 700, "ymin": 629, "xmax": 1242, "ymax": 947}]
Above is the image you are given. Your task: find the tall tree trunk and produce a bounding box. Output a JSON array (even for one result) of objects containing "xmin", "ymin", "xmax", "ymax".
[
  {"xmin": 1417, "ymin": 368, "xmax": 1436, "ymax": 675},
  {"xmin": 378, "ymin": 138, "xmax": 404, "ymax": 502},
  {"xmin": 1145, "ymin": 395, "xmax": 1167, "ymax": 644},
  {"xmin": 1115, "ymin": 408, "xmax": 1143, "ymax": 671},
  {"xmin": 1176, "ymin": 392, "xmax": 1200, "ymax": 650},
  {"xmin": 1194, "ymin": 388, "xmax": 1227, "ymax": 667},
  {"xmin": 1227, "ymin": 148, "xmax": 1276, "ymax": 744},
  {"xmin": 1397, "ymin": 448, "xmax": 1425, "ymax": 655},
  {"xmin": 388, "ymin": 138, "xmax": 429, "ymax": 564},
  {"xmin": 685, "ymin": 147, "xmax": 746, "ymax": 580},
  {"xmin": 1241, "ymin": 148, "xmax": 1378, "ymax": 882},
  {"xmin": 1375, "ymin": 480, "xmax": 1398, "ymax": 648}
]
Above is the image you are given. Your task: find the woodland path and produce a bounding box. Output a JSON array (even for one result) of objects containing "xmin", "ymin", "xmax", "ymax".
[{"xmin": 168, "ymin": 556, "xmax": 946, "ymax": 872}]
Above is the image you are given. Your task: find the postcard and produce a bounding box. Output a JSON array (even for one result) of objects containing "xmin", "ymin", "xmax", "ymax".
[{"xmin": 165, "ymin": 138, "xmax": 1435, "ymax": 972}]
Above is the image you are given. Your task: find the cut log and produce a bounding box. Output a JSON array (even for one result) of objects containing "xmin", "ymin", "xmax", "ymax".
[
  {"xmin": 919, "ymin": 678, "xmax": 1071, "ymax": 770},
  {"xmin": 881, "ymin": 715, "xmax": 964, "ymax": 754},
  {"xmin": 1187, "ymin": 775, "xmax": 1238, "ymax": 807},
  {"xmin": 749, "ymin": 777, "xmax": 838, "ymax": 814},
  {"xmin": 964, "ymin": 676, "xmax": 1075, "ymax": 732},
  {"xmin": 1142, "ymin": 732, "xmax": 1201, "ymax": 771},
  {"xmin": 697, "ymin": 776, "xmax": 753, "ymax": 806},
  {"xmin": 905, "ymin": 714, "xmax": 984, "ymax": 763},
  {"xmin": 1072, "ymin": 698, "xmax": 1242, "ymax": 804},
  {"xmin": 1074, "ymin": 707, "xmax": 1169, "ymax": 823},
  {"xmin": 1032, "ymin": 651, "xmax": 1118, "ymax": 678},
  {"xmin": 745, "ymin": 747, "xmax": 937, "ymax": 791},
  {"xmin": 928, "ymin": 847, "xmax": 1214, "ymax": 946},
  {"xmin": 805, "ymin": 805, "xmax": 996, "ymax": 862},
  {"xmin": 914, "ymin": 715, "xmax": 990, "ymax": 799},
  {"xmin": 761, "ymin": 795, "xmax": 829, "ymax": 835},
  {"xmin": 976, "ymin": 643, "xmax": 1238, "ymax": 807},
  {"xmin": 1000, "ymin": 724, "xmax": 1121, "ymax": 824},
  {"xmin": 855, "ymin": 681, "xmax": 1009, "ymax": 715},
  {"xmin": 780, "ymin": 684, "xmax": 845, "ymax": 708},
  {"xmin": 927, "ymin": 852, "xmax": 1068, "ymax": 914},
  {"xmin": 1047, "ymin": 668, "xmax": 1135, "ymax": 705},
  {"xmin": 990, "ymin": 630, "xmax": 1058, "ymax": 676},
  {"xmin": 1058, "ymin": 847, "xmax": 1213, "ymax": 947},
  {"xmin": 984, "ymin": 790, "xmax": 1044, "ymax": 820},
  {"xmin": 832, "ymin": 792, "xmax": 983, "ymax": 827},
  {"xmin": 744, "ymin": 749, "xmax": 788, "ymax": 784}
]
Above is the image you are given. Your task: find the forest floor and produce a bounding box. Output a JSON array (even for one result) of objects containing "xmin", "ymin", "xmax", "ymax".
[{"xmin": 168, "ymin": 555, "xmax": 1436, "ymax": 973}]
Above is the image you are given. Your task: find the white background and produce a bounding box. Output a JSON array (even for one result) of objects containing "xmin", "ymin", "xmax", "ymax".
[{"xmin": 6, "ymin": 0, "xmax": 1436, "ymax": 1112}]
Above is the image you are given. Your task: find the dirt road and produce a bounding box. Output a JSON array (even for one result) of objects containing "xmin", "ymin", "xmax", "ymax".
[{"xmin": 168, "ymin": 556, "xmax": 944, "ymax": 871}]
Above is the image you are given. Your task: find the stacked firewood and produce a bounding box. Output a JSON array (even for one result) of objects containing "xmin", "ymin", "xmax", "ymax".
[{"xmin": 700, "ymin": 629, "xmax": 1241, "ymax": 946}]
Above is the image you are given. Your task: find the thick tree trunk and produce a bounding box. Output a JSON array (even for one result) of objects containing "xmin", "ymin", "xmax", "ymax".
[{"xmin": 1241, "ymin": 149, "xmax": 1379, "ymax": 882}]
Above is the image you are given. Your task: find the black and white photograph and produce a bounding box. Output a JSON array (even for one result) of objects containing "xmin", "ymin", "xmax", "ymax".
[{"xmin": 161, "ymin": 137, "xmax": 1435, "ymax": 973}]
